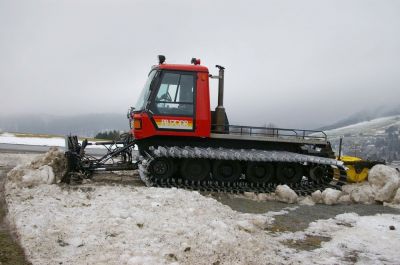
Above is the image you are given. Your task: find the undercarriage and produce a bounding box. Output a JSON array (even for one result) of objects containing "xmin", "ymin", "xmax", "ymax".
[{"xmin": 64, "ymin": 134, "xmax": 347, "ymax": 195}]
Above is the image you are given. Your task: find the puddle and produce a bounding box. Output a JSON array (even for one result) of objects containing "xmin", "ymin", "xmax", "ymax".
[
  {"xmin": 213, "ymin": 194, "xmax": 290, "ymax": 214},
  {"xmin": 214, "ymin": 194, "xmax": 400, "ymax": 232}
]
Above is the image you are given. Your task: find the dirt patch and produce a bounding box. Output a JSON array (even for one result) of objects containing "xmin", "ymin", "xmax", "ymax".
[
  {"xmin": 0, "ymin": 168, "xmax": 31, "ymax": 265},
  {"xmin": 89, "ymin": 171, "xmax": 144, "ymax": 187},
  {"xmin": 266, "ymin": 223, "xmax": 291, "ymax": 233},
  {"xmin": 283, "ymin": 235, "xmax": 331, "ymax": 251}
]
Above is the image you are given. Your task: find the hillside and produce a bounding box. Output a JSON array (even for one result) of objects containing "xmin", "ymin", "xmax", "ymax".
[
  {"xmin": 324, "ymin": 115, "xmax": 400, "ymax": 162},
  {"xmin": 319, "ymin": 105, "xmax": 400, "ymax": 131}
]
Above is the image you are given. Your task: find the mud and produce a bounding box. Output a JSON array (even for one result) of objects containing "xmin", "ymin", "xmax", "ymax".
[
  {"xmin": 282, "ymin": 235, "xmax": 331, "ymax": 251},
  {"xmin": 0, "ymin": 167, "xmax": 31, "ymax": 265}
]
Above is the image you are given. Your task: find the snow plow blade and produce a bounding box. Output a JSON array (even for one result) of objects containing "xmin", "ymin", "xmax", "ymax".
[{"xmin": 63, "ymin": 135, "xmax": 138, "ymax": 183}]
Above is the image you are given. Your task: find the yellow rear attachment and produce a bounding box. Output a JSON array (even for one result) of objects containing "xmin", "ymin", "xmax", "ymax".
[{"xmin": 338, "ymin": 156, "xmax": 384, "ymax": 183}]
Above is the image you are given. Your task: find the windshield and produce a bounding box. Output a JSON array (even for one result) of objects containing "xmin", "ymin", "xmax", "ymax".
[{"xmin": 134, "ymin": 70, "xmax": 157, "ymax": 110}]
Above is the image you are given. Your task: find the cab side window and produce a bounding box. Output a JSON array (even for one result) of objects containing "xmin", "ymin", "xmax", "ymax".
[{"xmin": 152, "ymin": 72, "xmax": 194, "ymax": 116}]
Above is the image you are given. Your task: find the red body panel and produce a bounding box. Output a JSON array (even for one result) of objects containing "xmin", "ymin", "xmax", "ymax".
[
  {"xmin": 132, "ymin": 65, "xmax": 211, "ymax": 140},
  {"xmin": 158, "ymin": 64, "xmax": 209, "ymax": 73}
]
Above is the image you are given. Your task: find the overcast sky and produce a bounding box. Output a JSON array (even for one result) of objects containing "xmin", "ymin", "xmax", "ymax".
[{"xmin": 1, "ymin": 0, "xmax": 399, "ymax": 129}]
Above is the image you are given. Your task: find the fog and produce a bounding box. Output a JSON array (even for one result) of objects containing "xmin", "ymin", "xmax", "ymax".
[{"xmin": 1, "ymin": 0, "xmax": 399, "ymax": 129}]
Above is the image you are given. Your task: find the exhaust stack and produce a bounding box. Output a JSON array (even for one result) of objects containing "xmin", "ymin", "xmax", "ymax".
[{"xmin": 214, "ymin": 65, "xmax": 226, "ymax": 132}]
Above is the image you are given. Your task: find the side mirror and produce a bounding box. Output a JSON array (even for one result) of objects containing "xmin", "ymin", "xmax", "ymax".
[{"xmin": 127, "ymin": 107, "xmax": 135, "ymax": 119}]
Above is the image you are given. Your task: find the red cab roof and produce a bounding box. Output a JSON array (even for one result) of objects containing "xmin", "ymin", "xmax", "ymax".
[{"xmin": 155, "ymin": 63, "xmax": 209, "ymax": 73}]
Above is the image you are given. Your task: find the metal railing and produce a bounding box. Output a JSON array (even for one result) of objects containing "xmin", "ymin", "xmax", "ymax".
[{"xmin": 211, "ymin": 124, "xmax": 327, "ymax": 141}]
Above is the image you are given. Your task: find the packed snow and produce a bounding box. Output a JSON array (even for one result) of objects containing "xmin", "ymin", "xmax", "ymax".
[
  {"xmin": 278, "ymin": 213, "xmax": 400, "ymax": 264},
  {"xmin": 3, "ymin": 150, "xmax": 400, "ymax": 264}
]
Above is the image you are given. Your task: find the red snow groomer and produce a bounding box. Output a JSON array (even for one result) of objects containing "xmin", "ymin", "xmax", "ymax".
[{"xmin": 65, "ymin": 56, "xmax": 347, "ymax": 194}]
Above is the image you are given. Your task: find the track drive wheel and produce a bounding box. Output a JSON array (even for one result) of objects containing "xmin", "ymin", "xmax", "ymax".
[
  {"xmin": 276, "ymin": 163, "xmax": 303, "ymax": 184},
  {"xmin": 212, "ymin": 160, "xmax": 241, "ymax": 182},
  {"xmin": 149, "ymin": 157, "xmax": 175, "ymax": 180},
  {"xmin": 246, "ymin": 162, "xmax": 274, "ymax": 183},
  {"xmin": 180, "ymin": 159, "xmax": 210, "ymax": 181},
  {"xmin": 309, "ymin": 165, "xmax": 333, "ymax": 183}
]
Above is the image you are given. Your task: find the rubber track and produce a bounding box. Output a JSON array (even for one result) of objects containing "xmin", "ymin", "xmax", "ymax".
[{"xmin": 138, "ymin": 146, "xmax": 348, "ymax": 195}]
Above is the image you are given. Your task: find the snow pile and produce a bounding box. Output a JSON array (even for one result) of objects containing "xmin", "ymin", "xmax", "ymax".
[
  {"xmin": 317, "ymin": 164, "xmax": 400, "ymax": 205},
  {"xmin": 260, "ymin": 163, "xmax": 400, "ymax": 206},
  {"xmin": 311, "ymin": 190, "xmax": 322, "ymax": 203},
  {"xmin": 240, "ymin": 186, "xmax": 343, "ymax": 206},
  {"xmin": 7, "ymin": 165, "xmax": 55, "ymax": 188},
  {"xmin": 232, "ymin": 163, "xmax": 400, "ymax": 207},
  {"xmin": 343, "ymin": 182, "xmax": 375, "ymax": 204},
  {"xmin": 5, "ymin": 184, "xmax": 288, "ymax": 265},
  {"xmin": 321, "ymin": 188, "xmax": 342, "ymax": 205},
  {"xmin": 337, "ymin": 194, "xmax": 351, "ymax": 204},
  {"xmin": 339, "ymin": 164, "xmax": 400, "ymax": 205},
  {"xmin": 275, "ymin": 185, "xmax": 298, "ymax": 203},
  {"xmin": 241, "ymin": 164, "xmax": 400, "ymax": 206},
  {"xmin": 368, "ymin": 165, "xmax": 400, "ymax": 202},
  {"xmin": 241, "ymin": 191, "xmax": 277, "ymax": 201},
  {"xmin": 299, "ymin": 196, "xmax": 315, "ymax": 206},
  {"xmin": 280, "ymin": 213, "xmax": 400, "ymax": 264},
  {"xmin": 6, "ymin": 147, "xmax": 66, "ymax": 188}
]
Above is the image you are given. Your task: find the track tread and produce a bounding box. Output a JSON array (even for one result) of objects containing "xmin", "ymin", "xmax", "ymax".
[{"xmin": 138, "ymin": 146, "xmax": 348, "ymax": 195}]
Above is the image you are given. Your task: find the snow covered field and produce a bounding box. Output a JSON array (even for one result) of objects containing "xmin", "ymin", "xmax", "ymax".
[
  {"xmin": 0, "ymin": 132, "xmax": 104, "ymax": 149},
  {"xmin": 0, "ymin": 132, "xmax": 66, "ymax": 147},
  {"xmin": 2, "ymin": 151, "xmax": 400, "ymax": 265}
]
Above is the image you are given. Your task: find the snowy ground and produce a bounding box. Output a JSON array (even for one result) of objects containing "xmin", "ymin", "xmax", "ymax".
[
  {"xmin": 0, "ymin": 152, "xmax": 41, "ymax": 168},
  {"xmin": 0, "ymin": 132, "xmax": 104, "ymax": 149},
  {"xmin": 0, "ymin": 132, "xmax": 66, "ymax": 147},
  {"xmin": 2, "ymin": 152, "xmax": 400, "ymax": 265}
]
